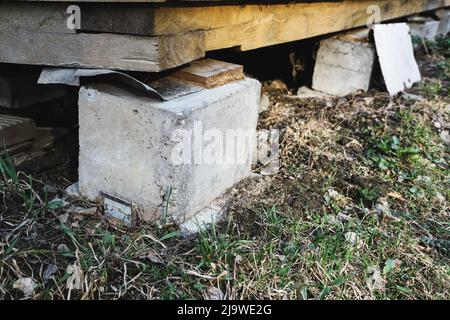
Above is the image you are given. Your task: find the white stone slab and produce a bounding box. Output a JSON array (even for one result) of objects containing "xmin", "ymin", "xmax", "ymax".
[{"xmin": 373, "ymin": 23, "xmax": 421, "ymax": 96}]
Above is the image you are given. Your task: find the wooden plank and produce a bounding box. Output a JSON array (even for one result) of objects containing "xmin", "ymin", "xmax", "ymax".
[
  {"xmin": 172, "ymin": 58, "xmax": 244, "ymax": 88},
  {"xmin": 2, "ymin": 1, "xmax": 447, "ymax": 50},
  {"xmin": 0, "ymin": 114, "xmax": 36, "ymax": 148},
  {"xmin": 154, "ymin": 0, "xmax": 450, "ymax": 50},
  {"xmin": 0, "ymin": 28, "xmax": 205, "ymax": 72},
  {"xmin": 0, "ymin": 0, "xmax": 448, "ymax": 72}
]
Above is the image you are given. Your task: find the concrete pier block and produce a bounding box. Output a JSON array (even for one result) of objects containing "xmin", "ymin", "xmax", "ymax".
[
  {"xmin": 78, "ymin": 78, "xmax": 261, "ymax": 223},
  {"xmin": 436, "ymin": 9, "xmax": 450, "ymax": 36},
  {"xmin": 312, "ymin": 35, "xmax": 375, "ymax": 96},
  {"xmin": 408, "ymin": 17, "xmax": 440, "ymax": 41}
]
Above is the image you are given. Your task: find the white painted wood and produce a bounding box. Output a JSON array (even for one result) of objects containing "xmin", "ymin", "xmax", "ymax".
[{"xmin": 374, "ymin": 23, "xmax": 422, "ymax": 96}]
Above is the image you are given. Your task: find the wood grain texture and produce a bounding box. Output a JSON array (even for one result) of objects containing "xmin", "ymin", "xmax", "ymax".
[
  {"xmin": 0, "ymin": 28, "xmax": 205, "ymax": 72},
  {"xmin": 3, "ymin": 1, "xmax": 447, "ymax": 50},
  {"xmin": 0, "ymin": 0, "xmax": 448, "ymax": 72},
  {"xmin": 172, "ymin": 58, "xmax": 244, "ymax": 88},
  {"xmin": 152, "ymin": 0, "xmax": 450, "ymax": 50}
]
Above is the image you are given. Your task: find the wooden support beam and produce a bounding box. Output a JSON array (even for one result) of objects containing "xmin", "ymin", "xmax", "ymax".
[
  {"xmin": 2, "ymin": 1, "xmax": 449, "ymax": 49},
  {"xmin": 0, "ymin": 0, "xmax": 448, "ymax": 71},
  {"xmin": 0, "ymin": 28, "xmax": 205, "ymax": 72}
]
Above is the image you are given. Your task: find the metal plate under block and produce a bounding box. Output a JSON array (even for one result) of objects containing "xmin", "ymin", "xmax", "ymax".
[{"xmin": 103, "ymin": 193, "xmax": 133, "ymax": 226}]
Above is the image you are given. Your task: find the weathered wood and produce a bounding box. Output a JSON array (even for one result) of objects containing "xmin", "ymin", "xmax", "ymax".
[
  {"xmin": 0, "ymin": 115, "xmax": 36, "ymax": 148},
  {"xmin": 0, "ymin": 28, "xmax": 205, "ymax": 72},
  {"xmin": 172, "ymin": 58, "xmax": 244, "ymax": 88},
  {"xmin": 2, "ymin": 1, "xmax": 448, "ymax": 51}
]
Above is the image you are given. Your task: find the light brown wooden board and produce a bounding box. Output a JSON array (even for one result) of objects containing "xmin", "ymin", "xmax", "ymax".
[{"xmin": 172, "ymin": 58, "xmax": 244, "ymax": 88}]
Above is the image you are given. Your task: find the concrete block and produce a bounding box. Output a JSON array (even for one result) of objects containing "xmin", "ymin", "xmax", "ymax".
[
  {"xmin": 312, "ymin": 36, "xmax": 375, "ymax": 96},
  {"xmin": 78, "ymin": 78, "xmax": 261, "ymax": 223},
  {"xmin": 435, "ymin": 9, "xmax": 450, "ymax": 36},
  {"xmin": 408, "ymin": 17, "xmax": 440, "ymax": 41}
]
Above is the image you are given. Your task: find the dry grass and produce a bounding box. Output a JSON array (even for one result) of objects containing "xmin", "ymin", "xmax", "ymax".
[{"xmin": 0, "ymin": 36, "xmax": 449, "ymax": 300}]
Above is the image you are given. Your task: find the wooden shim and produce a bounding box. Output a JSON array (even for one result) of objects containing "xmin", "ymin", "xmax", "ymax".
[
  {"xmin": 172, "ymin": 58, "xmax": 244, "ymax": 88},
  {"xmin": 0, "ymin": 28, "xmax": 205, "ymax": 72}
]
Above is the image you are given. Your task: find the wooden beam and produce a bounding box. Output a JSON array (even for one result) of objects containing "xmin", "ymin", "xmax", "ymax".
[
  {"xmin": 0, "ymin": 0, "xmax": 448, "ymax": 72},
  {"xmin": 0, "ymin": 28, "xmax": 205, "ymax": 72},
  {"xmin": 2, "ymin": 1, "xmax": 448, "ymax": 50},
  {"xmin": 154, "ymin": 0, "xmax": 450, "ymax": 50}
]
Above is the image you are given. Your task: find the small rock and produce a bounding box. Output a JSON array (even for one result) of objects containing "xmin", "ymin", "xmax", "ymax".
[
  {"xmin": 345, "ymin": 232, "xmax": 359, "ymax": 244},
  {"xmin": 13, "ymin": 277, "xmax": 37, "ymax": 298},
  {"xmin": 440, "ymin": 130, "xmax": 450, "ymax": 146},
  {"xmin": 402, "ymin": 92, "xmax": 424, "ymax": 101},
  {"xmin": 336, "ymin": 97, "xmax": 348, "ymax": 107},
  {"xmin": 375, "ymin": 201, "xmax": 391, "ymax": 216},
  {"xmin": 57, "ymin": 243, "xmax": 70, "ymax": 253},
  {"xmin": 65, "ymin": 182, "xmax": 81, "ymax": 199},
  {"xmin": 43, "ymin": 264, "xmax": 58, "ymax": 283}
]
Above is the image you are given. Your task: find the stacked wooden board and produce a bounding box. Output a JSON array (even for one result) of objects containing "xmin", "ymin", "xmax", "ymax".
[
  {"xmin": 0, "ymin": 114, "xmax": 62, "ymax": 158},
  {"xmin": 0, "ymin": 0, "xmax": 449, "ymax": 72}
]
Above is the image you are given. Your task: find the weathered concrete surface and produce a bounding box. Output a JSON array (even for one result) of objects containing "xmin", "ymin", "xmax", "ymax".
[
  {"xmin": 374, "ymin": 23, "xmax": 421, "ymax": 96},
  {"xmin": 436, "ymin": 9, "xmax": 450, "ymax": 36},
  {"xmin": 408, "ymin": 17, "xmax": 440, "ymax": 41},
  {"xmin": 78, "ymin": 78, "xmax": 261, "ymax": 223},
  {"xmin": 312, "ymin": 36, "xmax": 375, "ymax": 96}
]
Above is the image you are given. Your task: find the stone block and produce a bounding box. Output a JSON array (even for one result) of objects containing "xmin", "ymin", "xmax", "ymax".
[
  {"xmin": 312, "ymin": 36, "xmax": 375, "ymax": 96},
  {"xmin": 78, "ymin": 78, "xmax": 261, "ymax": 223}
]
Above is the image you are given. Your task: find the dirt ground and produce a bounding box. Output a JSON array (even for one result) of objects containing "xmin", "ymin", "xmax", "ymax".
[{"xmin": 0, "ymin": 36, "xmax": 449, "ymax": 300}]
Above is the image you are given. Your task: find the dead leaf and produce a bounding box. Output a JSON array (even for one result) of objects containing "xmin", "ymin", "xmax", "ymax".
[
  {"xmin": 13, "ymin": 277, "xmax": 37, "ymax": 298},
  {"xmin": 66, "ymin": 263, "xmax": 84, "ymax": 290},
  {"xmin": 147, "ymin": 252, "xmax": 164, "ymax": 265},
  {"xmin": 366, "ymin": 266, "xmax": 386, "ymax": 292},
  {"xmin": 387, "ymin": 191, "xmax": 406, "ymax": 202}
]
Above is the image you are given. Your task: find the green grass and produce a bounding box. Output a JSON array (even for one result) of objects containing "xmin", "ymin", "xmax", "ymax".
[{"xmin": 1, "ymin": 36, "xmax": 449, "ymax": 300}]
